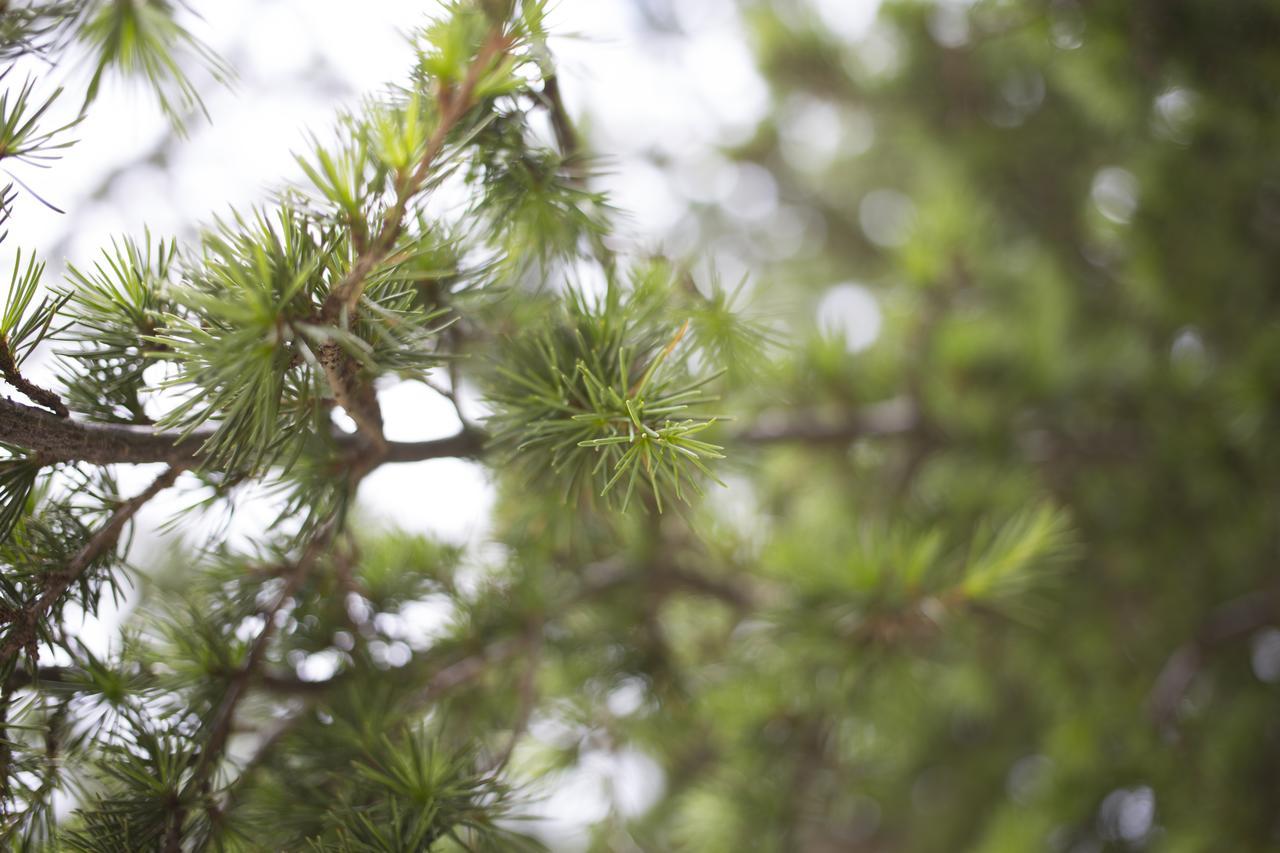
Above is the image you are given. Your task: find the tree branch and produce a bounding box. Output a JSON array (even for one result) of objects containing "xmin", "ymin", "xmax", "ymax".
[
  {"xmin": 4, "ymin": 663, "xmax": 341, "ymax": 697},
  {"xmin": 734, "ymin": 397, "xmax": 919, "ymax": 446},
  {"xmin": 485, "ymin": 624, "xmax": 542, "ymax": 773},
  {"xmin": 0, "ymin": 337, "xmax": 68, "ymax": 418},
  {"xmin": 315, "ymin": 26, "xmax": 514, "ymax": 447},
  {"xmin": 0, "ymin": 466, "xmax": 181, "ymax": 664},
  {"xmin": 210, "ymin": 697, "xmax": 318, "ymax": 830},
  {"xmin": 539, "ymin": 75, "xmax": 577, "ymax": 159},
  {"xmin": 2, "ymin": 389, "xmax": 919, "ymax": 473},
  {"xmin": 412, "ymin": 636, "xmax": 523, "ymax": 709},
  {"xmin": 1148, "ymin": 583, "xmax": 1280, "ymax": 732},
  {"xmin": 0, "ymin": 396, "xmax": 485, "ymax": 467},
  {"xmin": 168, "ymin": 524, "xmax": 337, "ymax": 852}
]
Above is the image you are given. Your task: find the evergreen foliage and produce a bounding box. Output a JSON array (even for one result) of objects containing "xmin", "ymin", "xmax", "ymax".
[{"xmin": 0, "ymin": 0, "xmax": 1272, "ymax": 850}]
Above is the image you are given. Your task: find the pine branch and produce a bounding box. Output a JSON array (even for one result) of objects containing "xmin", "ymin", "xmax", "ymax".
[
  {"xmin": 0, "ymin": 465, "xmax": 180, "ymax": 664},
  {"xmin": 209, "ymin": 697, "xmax": 317, "ymax": 831},
  {"xmin": 412, "ymin": 636, "xmax": 523, "ymax": 710},
  {"xmin": 539, "ymin": 74, "xmax": 578, "ymax": 163},
  {"xmin": 1148, "ymin": 583, "xmax": 1280, "ymax": 732},
  {"xmin": 653, "ymin": 561, "xmax": 756, "ymax": 611},
  {"xmin": 0, "ymin": 396, "xmax": 485, "ymax": 467},
  {"xmin": 484, "ymin": 624, "xmax": 542, "ymax": 773},
  {"xmin": 0, "ymin": 338, "xmax": 67, "ymax": 418},
  {"xmin": 171, "ymin": 525, "xmax": 337, "ymax": 852},
  {"xmin": 537, "ymin": 73, "xmax": 587, "ymax": 190},
  {"xmin": 315, "ymin": 24, "xmax": 515, "ymax": 447},
  {"xmin": 734, "ymin": 397, "xmax": 919, "ymax": 446}
]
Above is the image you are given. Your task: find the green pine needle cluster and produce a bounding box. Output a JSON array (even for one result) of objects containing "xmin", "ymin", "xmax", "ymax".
[
  {"xmin": 79, "ymin": 0, "xmax": 233, "ymax": 125},
  {"xmin": 484, "ymin": 267, "xmax": 727, "ymax": 512},
  {"xmin": 0, "ymin": 75, "xmax": 77, "ymax": 168},
  {"xmin": 59, "ymin": 234, "xmax": 177, "ymax": 425},
  {"xmin": 148, "ymin": 209, "xmax": 340, "ymax": 473}
]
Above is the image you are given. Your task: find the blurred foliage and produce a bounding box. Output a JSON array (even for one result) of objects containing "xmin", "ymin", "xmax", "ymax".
[{"xmin": 609, "ymin": 0, "xmax": 1279, "ymax": 850}]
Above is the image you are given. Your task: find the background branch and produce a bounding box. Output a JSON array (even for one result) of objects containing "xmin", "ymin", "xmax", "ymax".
[
  {"xmin": 1148, "ymin": 584, "xmax": 1280, "ymax": 732},
  {"xmin": 735, "ymin": 397, "xmax": 919, "ymax": 446}
]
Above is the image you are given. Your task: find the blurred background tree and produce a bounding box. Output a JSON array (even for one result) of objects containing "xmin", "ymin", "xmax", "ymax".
[
  {"xmin": 0, "ymin": 0, "xmax": 1276, "ymax": 851},
  {"xmin": 618, "ymin": 0, "xmax": 1280, "ymax": 850}
]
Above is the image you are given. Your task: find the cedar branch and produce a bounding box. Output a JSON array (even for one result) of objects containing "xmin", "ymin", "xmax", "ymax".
[
  {"xmin": 0, "ymin": 335, "xmax": 67, "ymax": 418},
  {"xmin": 734, "ymin": 397, "xmax": 920, "ymax": 446},
  {"xmin": 0, "ymin": 395, "xmax": 485, "ymax": 467},
  {"xmin": 315, "ymin": 26, "xmax": 515, "ymax": 445},
  {"xmin": 167, "ymin": 525, "xmax": 336, "ymax": 853},
  {"xmin": 0, "ymin": 465, "xmax": 181, "ymax": 664}
]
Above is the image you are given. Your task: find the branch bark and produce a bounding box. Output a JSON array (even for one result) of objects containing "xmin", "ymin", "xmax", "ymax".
[
  {"xmin": 167, "ymin": 525, "xmax": 337, "ymax": 853},
  {"xmin": 0, "ymin": 396, "xmax": 485, "ymax": 467},
  {"xmin": 1, "ymin": 390, "xmax": 918, "ymax": 471},
  {"xmin": 0, "ymin": 337, "xmax": 68, "ymax": 418}
]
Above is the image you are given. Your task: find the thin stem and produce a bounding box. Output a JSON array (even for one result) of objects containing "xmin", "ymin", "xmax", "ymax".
[
  {"xmin": 539, "ymin": 74, "xmax": 579, "ymax": 169},
  {"xmin": 734, "ymin": 397, "xmax": 920, "ymax": 446},
  {"xmin": 485, "ymin": 624, "xmax": 542, "ymax": 773},
  {"xmin": 210, "ymin": 697, "xmax": 317, "ymax": 828},
  {"xmin": 0, "ymin": 335, "xmax": 67, "ymax": 418},
  {"xmin": 1148, "ymin": 583, "xmax": 1280, "ymax": 732},
  {"xmin": 167, "ymin": 525, "xmax": 337, "ymax": 852},
  {"xmin": 0, "ymin": 465, "xmax": 181, "ymax": 664},
  {"xmin": 411, "ymin": 636, "xmax": 523, "ymax": 711},
  {"xmin": 190, "ymin": 532, "xmax": 331, "ymax": 780},
  {"xmin": 315, "ymin": 26, "xmax": 514, "ymax": 446}
]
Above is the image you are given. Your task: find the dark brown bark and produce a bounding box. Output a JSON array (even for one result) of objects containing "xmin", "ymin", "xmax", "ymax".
[
  {"xmin": 0, "ymin": 336, "xmax": 68, "ymax": 418},
  {"xmin": 0, "ymin": 396, "xmax": 485, "ymax": 467}
]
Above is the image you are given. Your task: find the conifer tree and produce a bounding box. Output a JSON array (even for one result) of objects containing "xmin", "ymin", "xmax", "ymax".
[
  {"xmin": 649, "ymin": 0, "xmax": 1280, "ymax": 850},
  {"xmin": 0, "ymin": 0, "xmax": 1270, "ymax": 851}
]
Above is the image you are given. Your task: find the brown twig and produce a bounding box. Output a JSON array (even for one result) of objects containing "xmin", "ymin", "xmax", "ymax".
[
  {"xmin": 207, "ymin": 696, "xmax": 319, "ymax": 832},
  {"xmin": 657, "ymin": 563, "xmax": 756, "ymax": 612},
  {"xmin": 314, "ymin": 26, "xmax": 515, "ymax": 447},
  {"xmin": 166, "ymin": 525, "xmax": 335, "ymax": 852},
  {"xmin": 539, "ymin": 74, "xmax": 578, "ymax": 163},
  {"xmin": 410, "ymin": 636, "xmax": 524, "ymax": 712},
  {"xmin": 3, "ymin": 664, "xmax": 338, "ymax": 696},
  {"xmin": 0, "ymin": 336, "xmax": 67, "ymax": 418},
  {"xmin": 485, "ymin": 624, "xmax": 543, "ymax": 773},
  {"xmin": 0, "ymin": 465, "xmax": 181, "ymax": 664},
  {"xmin": 535, "ymin": 71, "xmax": 594, "ymax": 188},
  {"xmin": 734, "ymin": 397, "xmax": 920, "ymax": 446},
  {"xmin": 0, "ymin": 396, "xmax": 485, "ymax": 467},
  {"xmin": 193, "ymin": 535, "xmax": 331, "ymax": 772}
]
